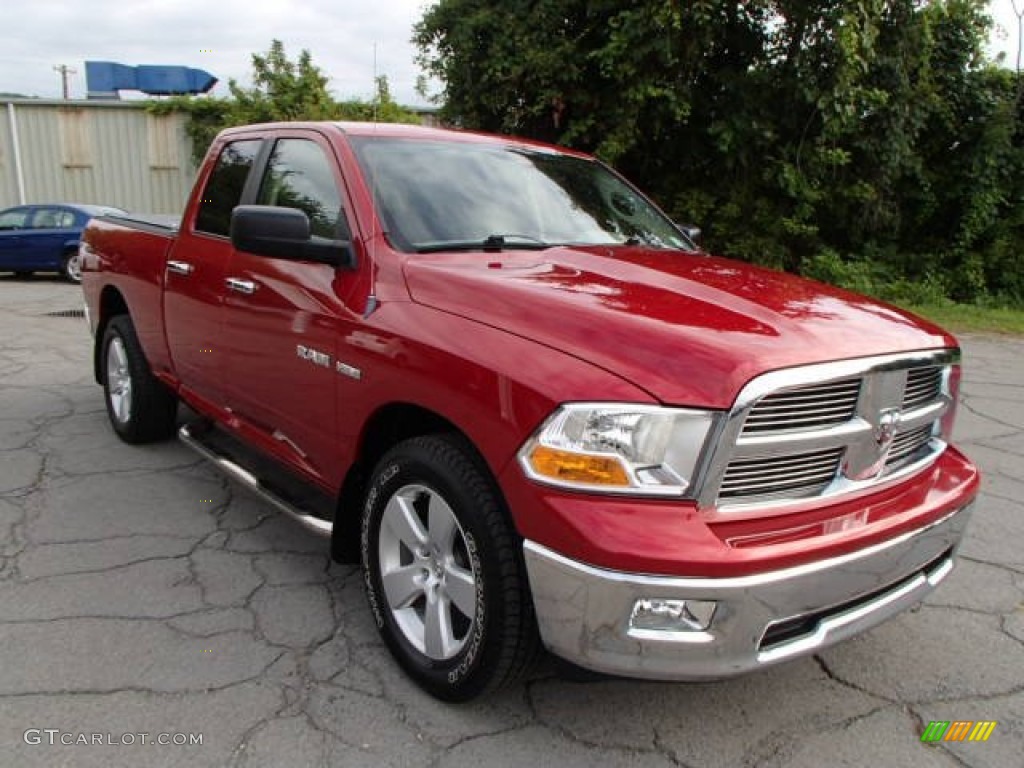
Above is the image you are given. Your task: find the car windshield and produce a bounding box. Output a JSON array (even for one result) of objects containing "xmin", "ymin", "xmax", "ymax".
[{"xmin": 349, "ymin": 137, "xmax": 692, "ymax": 253}]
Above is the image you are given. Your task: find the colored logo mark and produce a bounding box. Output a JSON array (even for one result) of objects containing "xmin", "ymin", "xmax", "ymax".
[{"xmin": 921, "ymin": 720, "xmax": 997, "ymax": 743}]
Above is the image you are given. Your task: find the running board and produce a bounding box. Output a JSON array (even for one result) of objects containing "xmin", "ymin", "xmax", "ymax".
[{"xmin": 178, "ymin": 423, "xmax": 333, "ymax": 537}]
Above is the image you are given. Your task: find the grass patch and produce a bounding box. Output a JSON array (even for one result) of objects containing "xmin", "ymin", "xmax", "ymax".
[{"xmin": 897, "ymin": 302, "xmax": 1024, "ymax": 336}]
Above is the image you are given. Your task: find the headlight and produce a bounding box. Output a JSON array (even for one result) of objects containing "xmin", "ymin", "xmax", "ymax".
[{"xmin": 518, "ymin": 403, "xmax": 717, "ymax": 496}]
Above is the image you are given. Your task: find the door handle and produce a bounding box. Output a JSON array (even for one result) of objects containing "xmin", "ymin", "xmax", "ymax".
[
  {"xmin": 166, "ymin": 260, "xmax": 194, "ymax": 276},
  {"xmin": 225, "ymin": 277, "xmax": 258, "ymax": 295}
]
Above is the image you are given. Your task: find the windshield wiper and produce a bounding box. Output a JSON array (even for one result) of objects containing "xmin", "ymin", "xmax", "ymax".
[
  {"xmin": 620, "ymin": 234, "xmax": 684, "ymax": 251},
  {"xmin": 414, "ymin": 234, "xmax": 553, "ymax": 253}
]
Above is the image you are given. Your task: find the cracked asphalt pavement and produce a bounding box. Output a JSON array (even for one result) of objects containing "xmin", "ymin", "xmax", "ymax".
[{"xmin": 0, "ymin": 277, "xmax": 1022, "ymax": 767}]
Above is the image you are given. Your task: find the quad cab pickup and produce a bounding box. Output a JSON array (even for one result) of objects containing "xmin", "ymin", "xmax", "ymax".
[{"xmin": 81, "ymin": 122, "xmax": 979, "ymax": 701}]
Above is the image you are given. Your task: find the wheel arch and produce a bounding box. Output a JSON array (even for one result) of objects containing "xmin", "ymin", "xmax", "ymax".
[
  {"xmin": 93, "ymin": 285, "xmax": 130, "ymax": 384},
  {"xmin": 332, "ymin": 401, "xmax": 506, "ymax": 563}
]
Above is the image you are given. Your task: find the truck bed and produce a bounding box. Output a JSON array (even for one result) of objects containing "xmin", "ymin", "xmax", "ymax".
[
  {"xmin": 82, "ymin": 212, "xmax": 179, "ymax": 380},
  {"xmin": 100, "ymin": 212, "xmax": 181, "ymax": 235}
]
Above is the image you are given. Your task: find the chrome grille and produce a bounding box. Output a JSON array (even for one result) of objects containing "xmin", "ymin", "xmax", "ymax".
[
  {"xmin": 886, "ymin": 425, "xmax": 934, "ymax": 468},
  {"xmin": 719, "ymin": 448, "xmax": 843, "ymax": 501},
  {"xmin": 742, "ymin": 378, "xmax": 861, "ymax": 434},
  {"xmin": 698, "ymin": 350, "xmax": 958, "ymax": 513},
  {"xmin": 903, "ymin": 366, "xmax": 942, "ymax": 411}
]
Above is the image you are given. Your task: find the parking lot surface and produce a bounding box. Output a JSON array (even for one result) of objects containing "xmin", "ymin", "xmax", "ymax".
[{"xmin": 0, "ymin": 277, "xmax": 1021, "ymax": 767}]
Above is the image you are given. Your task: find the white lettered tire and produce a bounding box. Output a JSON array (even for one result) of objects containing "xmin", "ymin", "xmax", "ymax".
[{"xmin": 361, "ymin": 435, "xmax": 537, "ymax": 700}]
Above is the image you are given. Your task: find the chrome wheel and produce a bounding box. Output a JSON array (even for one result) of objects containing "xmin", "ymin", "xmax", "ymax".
[
  {"xmin": 106, "ymin": 337, "xmax": 132, "ymax": 424},
  {"xmin": 378, "ymin": 483, "xmax": 478, "ymax": 660},
  {"xmin": 63, "ymin": 252, "xmax": 82, "ymax": 283}
]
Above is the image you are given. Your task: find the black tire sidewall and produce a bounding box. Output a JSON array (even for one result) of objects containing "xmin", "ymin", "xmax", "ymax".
[
  {"xmin": 61, "ymin": 251, "xmax": 81, "ymax": 283},
  {"xmin": 361, "ymin": 440, "xmax": 507, "ymax": 700},
  {"xmin": 99, "ymin": 315, "xmax": 177, "ymax": 444},
  {"xmin": 101, "ymin": 318, "xmax": 137, "ymax": 440}
]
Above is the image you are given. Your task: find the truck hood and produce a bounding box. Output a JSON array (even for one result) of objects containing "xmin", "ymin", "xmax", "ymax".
[{"xmin": 402, "ymin": 246, "xmax": 954, "ymax": 408}]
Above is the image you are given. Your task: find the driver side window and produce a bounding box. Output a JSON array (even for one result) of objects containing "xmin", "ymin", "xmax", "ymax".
[{"xmin": 256, "ymin": 139, "xmax": 349, "ymax": 240}]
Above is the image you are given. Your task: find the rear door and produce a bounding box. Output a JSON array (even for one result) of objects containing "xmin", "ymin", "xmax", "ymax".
[
  {"xmin": 221, "ymin": 130, "xmax": 365, "ymax": 487},
  {"xmin": 164, "ymin": 137, "xmax": 263, "ymax": 411},
  {"xmin": 25, "ymin": 207, "xmax": 77, "ymax": 270}
]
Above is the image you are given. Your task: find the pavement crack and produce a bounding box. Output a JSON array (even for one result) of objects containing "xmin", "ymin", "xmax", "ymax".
[
  {"xmin": 652, "ymin": 723, "xmax": 699, "ymax": 768},
  {"xmin": 959, "ymin": 554, "xmax": 1024, "ymax": 576},
  {"xmin": 8, "ymin": 553, "xmax": 196, "ymax": 584},
  {"xmin": 958, "ymin": 397, "xmax": 1024, "ymax": 433},
  {"xmin": 522, "ymin": 678, "xmax": 667, "ymax": 760},
  {"xmin": 813, "ymin": 654, "xmax": 899, "ymax": 705},
  {"xmin": 0, "ymin": 651, "xmax": 286, "ymax": 698}
]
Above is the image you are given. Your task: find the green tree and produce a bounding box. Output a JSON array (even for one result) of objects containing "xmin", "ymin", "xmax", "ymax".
[
  {"xmin": 415, "ymin": 0, "xmax": 1024, "ymax": 304},
  {"xmin": 227, "ymin": 40, "xmax": 339, "ymax": 123},
  {"xmin": 151, "ymin": 41, "xmax": 421, "ymax": 165}
]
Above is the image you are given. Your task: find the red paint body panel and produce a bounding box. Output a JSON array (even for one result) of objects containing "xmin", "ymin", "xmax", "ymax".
[
  {"xmin": 499, "ymin": 446, "xmax": 978, "ymax": 577},
  {"xmin": 81, "ymin": 217, "xmax": 174, "ymax": 374},
  {"xmin": 404, "ymin": 248, "xmax": 954, "ymax": 407},
  {"xmin": 81, "ymin": 121, "xmax": 979, "ymax": 586}
]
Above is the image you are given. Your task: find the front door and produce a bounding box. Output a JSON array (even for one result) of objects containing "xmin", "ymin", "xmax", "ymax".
[
  {"xmin": 0, "ymin": 207, "xmax": 33, "ymax": 270},
  {"xmin": 221, "ymin": 132, "xmax": 364, "ymax": 488}
]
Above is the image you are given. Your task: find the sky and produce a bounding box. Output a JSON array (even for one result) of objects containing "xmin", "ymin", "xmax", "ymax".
[
  {"xmin": 0, "ymin": 1, "xmax": 1022, "ymax": 106},
  {"xmin": 0, "ymin": 0, "xmax": 433, "ymax": 105}
]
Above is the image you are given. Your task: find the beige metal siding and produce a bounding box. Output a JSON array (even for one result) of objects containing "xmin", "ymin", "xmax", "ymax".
[{"xmin": 0, "ymin": 99, "xmax": 196, "ymax": 214}]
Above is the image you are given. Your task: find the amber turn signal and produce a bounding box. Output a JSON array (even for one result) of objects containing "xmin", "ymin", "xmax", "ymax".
[{"xmin": 527, "ymin": 445, "xmax": 630, "ymax": 486}]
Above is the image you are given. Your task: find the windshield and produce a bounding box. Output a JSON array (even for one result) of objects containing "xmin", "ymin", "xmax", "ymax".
[{"xmin": 349, "ymin": 137, "xmax": 692, "ymax": 253}]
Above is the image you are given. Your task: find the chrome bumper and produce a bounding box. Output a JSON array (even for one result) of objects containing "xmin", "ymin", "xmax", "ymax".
[{"xmin": 523, "ymin": 503, "xmax": 972, "ymax": 680}]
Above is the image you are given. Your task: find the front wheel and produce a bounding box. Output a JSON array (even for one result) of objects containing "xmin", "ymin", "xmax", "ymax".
[
  {"xmin": 101, "ymin": 315, "xmax": 178, "ymax": 443},
  {"xmin": 361, "ymin": 435, "xmax": 537, "ymax": 701}
]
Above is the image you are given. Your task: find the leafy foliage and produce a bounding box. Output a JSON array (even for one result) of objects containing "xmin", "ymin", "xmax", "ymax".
[
  {"xmin": 149, "ymin": 41, "xmax": 420, "ymax": 165},
  {"xmin": 415, "ymin": 0, "xmax": 1024, "ymax": 304}
]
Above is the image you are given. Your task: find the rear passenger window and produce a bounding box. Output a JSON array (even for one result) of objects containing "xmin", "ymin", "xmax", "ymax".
[
  {"xmin": 195, "ymin": 139, "xmax": 262, "ymax": 236},
  {"xmin": 256, "ymin": 139, "xmax": 349, "ymax": 239}
]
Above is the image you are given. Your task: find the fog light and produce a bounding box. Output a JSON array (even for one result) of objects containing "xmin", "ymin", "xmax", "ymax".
[{"xmin": 630, "ymin": 598, "xmax": 717, "ymax": 633}]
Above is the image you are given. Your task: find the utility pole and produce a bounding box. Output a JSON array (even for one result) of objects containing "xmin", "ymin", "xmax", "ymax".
[{"xmin": 54, "ymin": 64, "xmax": 77, "ymax": 100}]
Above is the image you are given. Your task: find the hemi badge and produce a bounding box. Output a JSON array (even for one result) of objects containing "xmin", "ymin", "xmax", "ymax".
[{"xmin": 336, "ymin": 361, "xmax": 362, "ymax": 380}]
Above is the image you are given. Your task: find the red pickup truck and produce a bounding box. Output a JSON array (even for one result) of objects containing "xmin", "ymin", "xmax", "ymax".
[{"xmin": 81, "ymin": 121, "xmax": 979, "ymax": 701}]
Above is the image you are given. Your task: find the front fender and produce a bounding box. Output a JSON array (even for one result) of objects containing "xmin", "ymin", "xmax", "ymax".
[{"xmin": 339, "ymin": 300, "xmax": 655, "ymax": 484}]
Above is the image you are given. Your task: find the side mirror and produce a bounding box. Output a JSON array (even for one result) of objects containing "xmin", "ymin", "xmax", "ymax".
[
  {"xmin": 681, "ymin": 225, "xmax": 702, "ymax": 248},
  {"xmin": 230, "ymin": 205, "xmax": 355, "ymax": 268}
]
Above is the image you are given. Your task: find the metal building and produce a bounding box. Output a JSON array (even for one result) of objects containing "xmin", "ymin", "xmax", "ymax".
[{"xmin": 0, "ymin": 98, "xmax": 195, "ymax": 214}]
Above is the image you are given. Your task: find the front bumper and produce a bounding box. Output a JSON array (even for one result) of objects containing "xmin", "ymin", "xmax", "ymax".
[{"xmin": 524, "ymin": 501, "xmax": 972, "ymax": 680}]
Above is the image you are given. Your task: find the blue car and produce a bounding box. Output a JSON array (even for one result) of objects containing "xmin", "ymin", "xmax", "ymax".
[{"xmin": 0, "ymin": 203, "xmax": 126, "ymax": 283}]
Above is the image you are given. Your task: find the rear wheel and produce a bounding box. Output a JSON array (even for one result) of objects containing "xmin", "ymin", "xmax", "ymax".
[
  {"xmin": 101, "ymin": 315, "xmax": 178, "ymax": 443},
  {"xmin": 61, "ymin": 249, "xmax": 82, "ymax": 283},
  {"xmin": 361, "ymin": 435, "xmax": 537, "ymax": 701}
]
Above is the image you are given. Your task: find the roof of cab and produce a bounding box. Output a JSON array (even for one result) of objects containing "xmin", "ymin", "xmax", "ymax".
[
  {"xmin": 218, "ymin": 120, "xmax": 591, "ymax": 158},
  {"xmin": 334, "ymin": 121, "xmax": 592, "ymax": 157}
]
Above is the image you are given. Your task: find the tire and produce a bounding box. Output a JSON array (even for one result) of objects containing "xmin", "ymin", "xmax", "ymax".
[
  {"xmin": 61, "ymin": 249, "xmax": 82, "ymax": 283},
  {"xmin": 101, "ymin": 315, "xmax": 178, "ymax": 444},
  {"xmin": 361, "ymin": 435, "xmax": 537, "ymax": 701}
]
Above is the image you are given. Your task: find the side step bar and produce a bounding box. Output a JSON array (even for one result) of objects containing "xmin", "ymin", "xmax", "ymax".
[{"xmin": 178, "ymin": 423, "xmax": 333, "ymax": 537}]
